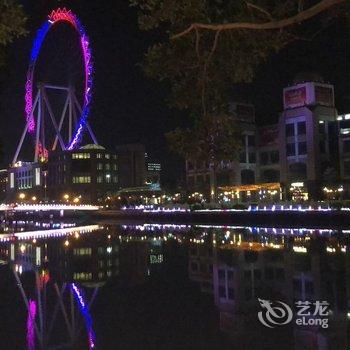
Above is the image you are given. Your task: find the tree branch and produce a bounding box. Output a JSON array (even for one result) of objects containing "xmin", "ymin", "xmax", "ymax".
[
  {"xmin": 171, "ymin": 0, "xmax": 345, "ymax": 39},
  {"xmin": 246, "ymin": 2, "xmax": 273, "ymax": 20}
]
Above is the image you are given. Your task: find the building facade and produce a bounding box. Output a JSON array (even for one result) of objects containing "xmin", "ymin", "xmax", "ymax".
[
  {"xmin": 6, "ymin": 144, "xmax": 118, "ymax": 204},
  {"xmin": 186, "ymin": 74, "xmax": 349, "ymax": 201},
  {"xmin": 48, "ymin": 144, "xmax": 118, "ymax": 203}
]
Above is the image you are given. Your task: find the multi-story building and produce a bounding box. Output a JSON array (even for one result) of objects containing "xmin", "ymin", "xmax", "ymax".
[
  {"xmin": 186, "ymin": 102, "xmax": 257, "ymax": 196},
  {"xmin": 48, "ymin": 144, "xmax": 118, "ymax": 203},
  {"xmin": 115, "ymin": 143, "xmax": 147, "ymax": 188},
  {"xmin": 186, "ymin": 73, "xmax": 349, "ymax": 201},
  {"xmin": 7, "ymin": 161, "xmax": 46, "ymax": 202},
  {"xmin": 6, "ymin": 144, "xmax": 118, "ymax": 204},
  {"xmin": 279, "ymin": 74, "xmax": 338, "ymax": 199}
]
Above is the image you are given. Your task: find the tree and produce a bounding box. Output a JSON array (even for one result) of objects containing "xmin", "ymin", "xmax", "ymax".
[
  {"xmin": 166, "ymin": 113, "xmax": 241, "ymax": 200},
  {"xmin": 130, "ymin": 0, "xmax": 350, "ymax": 201},
  {"xmin": 0, "ymin": 0, "xmax": 26, "ymax": 66}
]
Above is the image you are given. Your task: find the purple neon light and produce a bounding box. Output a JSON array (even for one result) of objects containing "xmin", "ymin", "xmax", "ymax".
[
  {"xmin": 25, "ymin": 8, "xmax": 93, "ymax": 150},
  {"xmin": 71, "ymin": 283, "xmax": 96, "ymax": 349},
  {"xmin": 26, "ymin": 299, "xmax": 37, "ymax": 350}
]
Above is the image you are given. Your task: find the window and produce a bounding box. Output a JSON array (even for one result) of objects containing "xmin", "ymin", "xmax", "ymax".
[
  {"xmin": 270, "ymin": 151, "xmax": 279, "ymax": 163},
  {"xmin": 286, "ymin": 143, "xmax": 296, "ymax": 156},
  {"xmin": 73, "ymin": 248, "xmax": 92, "ymax": 256},
  {"xmin": 97, "ymin": 163, "xmax": 103, "ymax": 170},
  {"xmin": 286, "ymin": 123, "xmax": 294, "ymax": 137},
  {"xmin": 297, "ymin": 121, "xmax": 306, "ymax": 135},
  {"xmin": 73, "ymin": 272, "xmax": 92, "ymax": 281},
  {"xmin": 298, "ymin": 142, "xmax": 307, "ymax": 155},
  {"xmin": 105, "ymin": 174, "xmax": 111, "ymax": 183},
  {"xmin": 260, "ymin": 152, "xmax": 269, "ymax": 165},
  {"xmin": 105, "ymin": 163, "xmax": 111, "ymax": 170},
  {"xmin": 72, "ymin": 153, "xmax": 90, "ymax": 159},
  {"xmin": 112, "ymin": 163, "xmax": 117, "ymax": 171},
  {"xmin": 105, "ymin": 154, "xmax": 110, "ymax": 159},
  {"xmin": 97, "ymin": 153, "xmax": 102, "ymax": 159},
  {"xmin": 97, "ymin": 175, "xmax": 103, "ymax": 183},
  {"xmin": 72, "ymin": 176, "xmax": 91, "ymax": 184},
  {"xmin": 249, "ymin": 152, "xmax": 256, "ymax": 163},
  {"xmin": 247, "ymin": 135, "xmax": 255, "ymax": 147}
]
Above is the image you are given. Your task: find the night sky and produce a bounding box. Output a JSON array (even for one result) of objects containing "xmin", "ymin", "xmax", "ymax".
[{"xmin": 0, "ymin": 0, "xmax": 350, "ymax": 186}]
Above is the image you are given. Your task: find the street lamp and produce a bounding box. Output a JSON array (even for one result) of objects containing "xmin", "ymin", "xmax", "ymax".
[{"xmin": 19, "ymin": 193, "xmax": 25, "ymax": 200}]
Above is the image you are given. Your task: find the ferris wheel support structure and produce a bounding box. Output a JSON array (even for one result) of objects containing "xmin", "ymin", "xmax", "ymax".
[{"xmin": 12, "ymin": 84, "xmax": 98, "ymax": 165}]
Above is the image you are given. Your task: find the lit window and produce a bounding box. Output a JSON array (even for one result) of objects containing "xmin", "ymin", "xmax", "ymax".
[
  {"xmin": 73, "ymin": 272, "xmax": 92, "ymax": 281},
  {"xmin": 72, "ymin": 153, "xmax": 90, "ymax": 159},
  {"xmin": 73, "ymin": 248, "xmax": 92, "ymax": 256},
  {"xmin": 105, "ymin": 154, "xmax": 110, "ymax": 159},
  {"xmin": 72, "ymin": 176, "xmax": 91, "ymax": 184}
]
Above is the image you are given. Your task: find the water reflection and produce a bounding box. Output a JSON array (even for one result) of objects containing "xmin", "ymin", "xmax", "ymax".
[{"xmin": 0, "ymin": 221, "xmax": 350, "ymax": 349}]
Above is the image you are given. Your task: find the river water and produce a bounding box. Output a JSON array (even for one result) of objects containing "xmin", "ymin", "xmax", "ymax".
[{"xmin": 0, "ymin": 219, "xmax": 349, "ymax": 349}]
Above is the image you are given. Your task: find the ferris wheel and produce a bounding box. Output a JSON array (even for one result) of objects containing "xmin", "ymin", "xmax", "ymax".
[
  {"xmin": 14, "ymin": 269, "xmax": 98, "ymax": 349},
  {"xmin": 13, "ymin": 8, "xmax": 98, "ymax": 164}
]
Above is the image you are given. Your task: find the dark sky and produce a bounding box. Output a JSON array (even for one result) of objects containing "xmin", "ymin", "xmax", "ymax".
[{"xmin": 0, "ymin": 0, "xmax": 350, "ymax": 186}]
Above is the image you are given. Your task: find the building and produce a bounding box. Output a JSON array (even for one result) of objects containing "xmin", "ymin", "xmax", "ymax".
[
  {"xmin": 186, "ymin": 102, "xmax": 257, "ymax": 196},
  {"xmin": 279, "ymin": 74, "xmax": 338, "ymax": 200},
  {"xmin": 47, "ymin": 144, "xmax": 118, "ymax": 203},
  {"xmin": 186, "ymin": 73, "xmax": 349, "ymax": 201},
  {"xmin": 115, "ymin": 144, "xmax": 147, "ymax": 188},
  {"xmin": 7, "ymin": 161, "xmax": 46, "ymax": 202},
  {"xmin": 6, "ymin": 144, "xmax": 118, "ymax": 204},
  {"xmin": 145, "ymin": 155, "xmax": 161, "ymax": 186}
]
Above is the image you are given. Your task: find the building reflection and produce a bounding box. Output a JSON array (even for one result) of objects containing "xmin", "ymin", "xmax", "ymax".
[
  {"xmin": 1, "ymin": 222, "xmax": 350, "ymax": 348},
  {"xmin": 188, "ymin": 226, "xmax": 350, "ymax": 349},
  {"xmin": 0, "ymin": 222, "xmax": 175, "ymax": 288}
]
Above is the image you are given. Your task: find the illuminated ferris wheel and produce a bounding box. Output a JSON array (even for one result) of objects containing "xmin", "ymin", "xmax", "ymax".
[
  {"xmin": 14, "ymin": 270, "xmax": 97, "ymax": 349},
  {"xmin": 13, "ymin": 8, "xmax": 98, "ymax": 164}
]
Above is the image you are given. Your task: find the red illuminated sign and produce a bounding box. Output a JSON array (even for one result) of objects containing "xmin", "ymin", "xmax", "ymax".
[{"xmin": 284, "ymin": 86, "xmax": 307, "ymax": 109}]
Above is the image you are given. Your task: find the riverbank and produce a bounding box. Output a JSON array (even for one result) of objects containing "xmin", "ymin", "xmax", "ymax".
[{"xmin": 93, "ymin": 209, "xmax": 350, "ymax": 229}]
